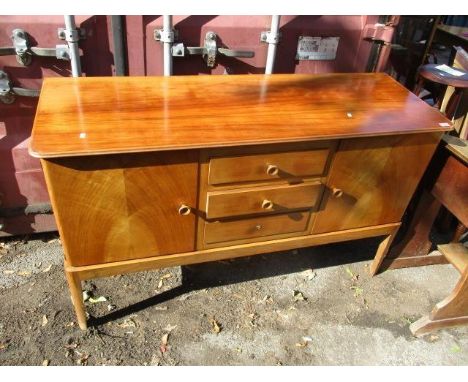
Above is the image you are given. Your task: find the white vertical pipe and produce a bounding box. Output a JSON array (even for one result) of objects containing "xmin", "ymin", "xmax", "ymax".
[
  {"xmin": 163, "ymin": 15, "xmax": 173, "ymax": 76},
  {"xmin": 265, "ymin": 15, "xmax": 280, "ymax": 75},
  {"xmin": 64, "ymin": 15, "xmax": 82, "ymax": 77}
]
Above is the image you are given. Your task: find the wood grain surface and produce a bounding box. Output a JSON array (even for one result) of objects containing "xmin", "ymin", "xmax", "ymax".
[
  {"xmin": 42, "ymin": 151, "xmax": 199, "ymax": 266},
  {"xmin": 439, "ymin": 243, "xmax": 468, "ymax": 274},
  {"xmin": 66, "ymin": 223, "xmax": 401, "ymax": 280},
  {"xmin": 312, "ymin": 133, "xmax": 442, "ymax": 233},
  {"xmin": 205, "ymin": 182, "xmax": 323, "ymax": 219},
  {"xmin": 431, "ymin": 155, "xmax": 468, "ymax": 227},
  {"xmin": 30, "ymin": 73, "xmax": 452, "ymax": 158},
  {"xmin": 204, "ymin": 211, "xmax": 310, "ymax": 245},
  {"xmin": 208, "ymin": 146, "xmax": 330, "ymax": 185}
]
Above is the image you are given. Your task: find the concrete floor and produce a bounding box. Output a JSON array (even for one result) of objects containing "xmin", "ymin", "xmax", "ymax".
[{"xmin": 0, "ymin": 234, "xmax": 467, "ymax": 365}]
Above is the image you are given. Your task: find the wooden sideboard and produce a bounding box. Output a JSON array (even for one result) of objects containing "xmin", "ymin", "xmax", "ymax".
[{"xmin": 29, "ymin": 73, "xmax": 452, "ymax": 330}]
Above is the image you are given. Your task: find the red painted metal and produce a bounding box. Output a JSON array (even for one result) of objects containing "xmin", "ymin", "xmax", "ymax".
[{"xmin": 0, "ymin": 15, "xmax": 393, "ymax": 236}]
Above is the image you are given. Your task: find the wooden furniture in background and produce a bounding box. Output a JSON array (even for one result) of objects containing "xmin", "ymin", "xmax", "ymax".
[
  {"xmin": 382, "ymin": 48, "xmax": 468, "ymax": 271},
  {"xmin": 29, "ymin": 74, "xmax": 451, "ymax": 329},
  {"xmin": 406, "ymin": 135, "xmax": 467, "ymax": 336},
  {"xmin": 435, "ymin": 25, "xmax": 468, "ymax": 55},
  {"xmin": 388, "ymin": 16, "xmax": 440, "ymax": 89},
  {"xmin": 440, "ymin": 47, "xmax": 468, "ymax": 140},
  {"xmin": 410, "ymin": 242, "xmax": 468, "ymax": 336}
]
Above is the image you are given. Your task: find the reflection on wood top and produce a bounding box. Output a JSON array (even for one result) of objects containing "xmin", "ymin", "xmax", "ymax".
[{"xmin": 30, "ymin": 73, "xmax": 452, "ymax": 158}]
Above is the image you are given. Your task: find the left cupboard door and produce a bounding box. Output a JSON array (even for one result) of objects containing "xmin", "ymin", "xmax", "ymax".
[{"xmin": 41, "ymin": 151, "xmax": 199, "ymax": 266}]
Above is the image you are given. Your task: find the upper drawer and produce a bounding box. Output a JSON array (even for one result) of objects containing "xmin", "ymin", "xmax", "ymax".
[
  {"xmin": 208, "ymin": 146, "xmax": 331, "ymax": 185},
  {"xmin": 205, "ymin": 182, "xmax": 323, "ymax": 219}
]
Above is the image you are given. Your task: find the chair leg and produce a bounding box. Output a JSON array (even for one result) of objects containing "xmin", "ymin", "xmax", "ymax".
[
  {"xmin": 65, "ymin": 270, "xmax": 88, "ymax": 330},
  {"xmin": 413, "ymin": 77, "xmax": 425, "ymax": 97},
  {"xmin": 410, "ymin": 315, "xmax": 468, "ymax": 337},
  {"xmin": 410, "ymin": 271, "xmax": 468, "ymax": 336},
  {"xmin": 452, "ymin": 222, "xmax": 466, "ymax": 243}
]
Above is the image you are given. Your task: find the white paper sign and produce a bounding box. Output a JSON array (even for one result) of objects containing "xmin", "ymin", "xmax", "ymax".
[
  {"xmin": 435, "ymin": 64, "xmax": 465, "ymax": 77},
  {"xmin": 296, "ymin": 37, "xmax": 340, "ymax": 60}
]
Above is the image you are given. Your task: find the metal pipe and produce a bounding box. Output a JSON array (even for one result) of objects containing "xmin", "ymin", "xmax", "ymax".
[
  {"xmin": 64, "ymin": 15, "xmax": 82, "ymax": 77},
  {"xmin": 265, "ymin": 15, "xmax": 280, "ymax": 74},
  {"xmin": 365, "ymin": 15, "xmax": 390, "ymax": 73},
  {"xmin": 163, "ymin": 15, "xmax": 173, "ymax": 76},
  {"xmin": 111, "ymin": 16, "xmax": 127, "ymax": 76}
]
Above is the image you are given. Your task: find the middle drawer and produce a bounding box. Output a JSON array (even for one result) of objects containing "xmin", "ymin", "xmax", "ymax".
[{"xmin": 205, "ymin": 181, "xmax": 323, "ymax": 219}]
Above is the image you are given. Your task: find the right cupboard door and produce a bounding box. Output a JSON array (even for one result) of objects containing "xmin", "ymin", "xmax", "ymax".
[{"xmin": 312, "ymin": 133, "xmax": 442, "ymax": 234}]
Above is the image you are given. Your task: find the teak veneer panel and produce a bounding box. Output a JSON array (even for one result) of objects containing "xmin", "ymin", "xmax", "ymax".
[
  {"xmin": 42, "ymin": 151, "xmax": 199, "ymax": 266},
  {"xmin": 312, "ymin": 133, "xmax": 442, "ymax": 234},
  {"xmin": 30, "ymin": 74, "xmax": 452, "ymax": 158}
]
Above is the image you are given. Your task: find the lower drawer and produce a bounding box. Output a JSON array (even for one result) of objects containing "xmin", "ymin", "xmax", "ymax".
[{"xmin": 204, "ymin": 211, "xmax": 310, "ymax": 245}]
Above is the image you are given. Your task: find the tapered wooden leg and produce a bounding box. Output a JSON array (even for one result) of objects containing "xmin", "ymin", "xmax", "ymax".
[
  {"xmin": 410, "ymin": 315, "xmax": 468, "ymax": 337},
  {"xmin": 413, "ymin": 77, "xmax": 425, "ymax": 97},
  {"xmin": 410, "ymin": 271, "xmax": 468, "ymax": 337},
  {"xmin": 370, "ymin": 229, "xmax": 398, "ymax": 276},
  {"xmin": 65, "ymin": 270, "xmax": 87, "ymax": 330},
  {"xmin": 452, "ymin": 222, "xmax": 466, "ymax": 243}
]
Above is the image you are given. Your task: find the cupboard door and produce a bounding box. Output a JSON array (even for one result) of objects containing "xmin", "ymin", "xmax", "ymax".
[
  {"xmin": 42, "ymin": 151, "xmax": 198, "ymax": 266},
  {"xmin": 312, "ymin": 133, "xmax": 441, "ymax": 234}
]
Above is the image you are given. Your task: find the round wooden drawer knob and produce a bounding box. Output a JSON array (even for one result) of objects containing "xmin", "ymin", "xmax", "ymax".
[
  {"xmin": 266, "ymin": 164, "xmax": 279, "ymax": 176},
  {"xmin": 262, "ymin": 199, "xmax": 274, "ymax": 210},
  {"xmin": 178, "ymin": 204, "xmax": 191, "ymax": 216},
  {"xmin": 332, "ymin": 187, "xmax": 343, "ymax": 198}
]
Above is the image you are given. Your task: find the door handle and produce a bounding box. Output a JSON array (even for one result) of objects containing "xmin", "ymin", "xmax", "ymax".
[
  {"xmin": 0, "ymin": 70, "xmax": 40, "ymax": 104},
  {"xmin": 0, "ymin": 29, "xmax": 71, "ymax": 66}
]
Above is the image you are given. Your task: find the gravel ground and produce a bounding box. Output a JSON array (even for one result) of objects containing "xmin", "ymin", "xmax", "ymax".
[{"xmin": 0, "ymin": 234, "xmax": 467, "ymax": 365}]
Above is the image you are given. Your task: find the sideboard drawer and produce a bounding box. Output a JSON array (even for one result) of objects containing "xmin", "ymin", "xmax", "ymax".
[
  {"xmin": 204, "ymin": 211, "xmax": 310, "ymax": 245},
  {"xmin": 205, "ymin": 182, "xmax": 323, "ymax": 219},
  {"xmin": 208, "ymin": 147, "xmax": 331, "ymax": 185}
]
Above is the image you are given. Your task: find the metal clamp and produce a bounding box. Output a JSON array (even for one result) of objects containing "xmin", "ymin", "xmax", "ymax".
[
  {"xmin": 170, "ymin": 31, "xmax": 255, "ymax": 68},
  {"xmin": 154, "ymin": 29, "xmax": 178, "ymax": 43},
  {"xmin": 0, "ymin": 70, "xmax": 40, "ymax": 104},
  {"xmin": 203, "ymin": 31, "xmax": 217, "ymax": 67},
  {"xmin": 11, "ymin": 29, "xmax": 29, "ymax": 63},
  {"xmin": 57, "ymin": 27, "xmax": 85, "ymax": 42},
  {"xmin": 154, "ymin": 29, "xmax": 175, "ymax": 43},
  {"xmin": 0, "ymin": 71, "xmax": 14, "ymax": 104},
  {"xmin": 0, "ymin": 28, "xmax": 71, "ymax": 66},
  {"xmin": 260, "ymin": 30, "xmax": 281, "ymax": 44}
]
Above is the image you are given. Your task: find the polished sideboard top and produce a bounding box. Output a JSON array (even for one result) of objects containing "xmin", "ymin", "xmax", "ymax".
[{"xmin": 30, "ymin": 73, "xmax": 452, "ymax": 158}]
